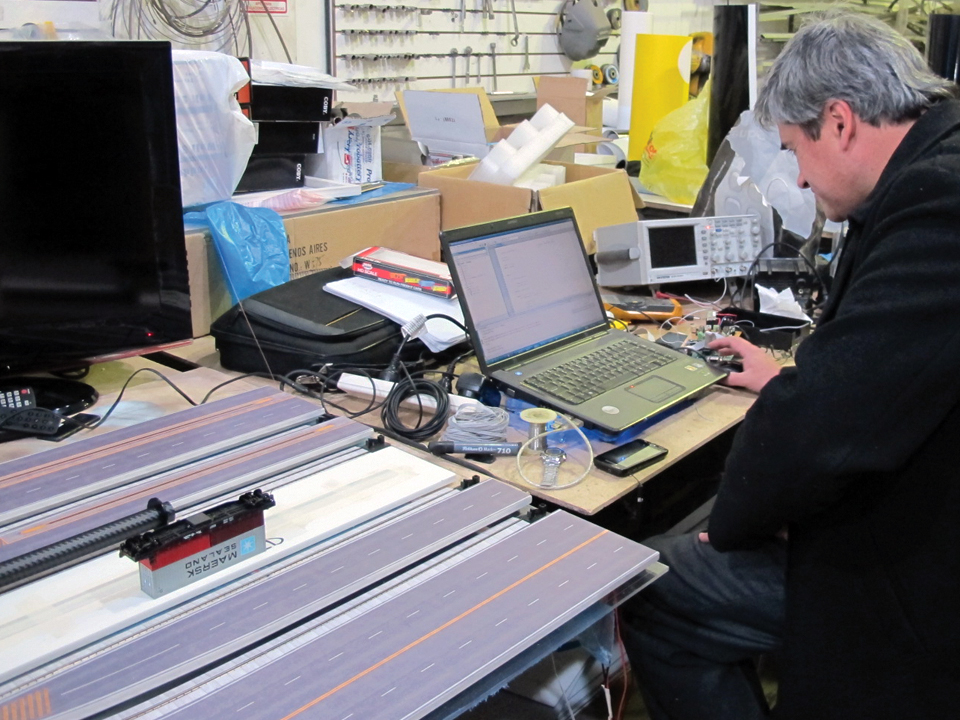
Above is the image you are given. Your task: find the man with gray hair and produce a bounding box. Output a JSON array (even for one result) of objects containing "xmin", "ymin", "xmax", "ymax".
[{"xmin": 622, "ymin": 10, "xmax": 960, "ymax": 719}]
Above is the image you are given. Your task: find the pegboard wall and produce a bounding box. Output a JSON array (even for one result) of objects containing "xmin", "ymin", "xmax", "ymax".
[{"xmin": 331, "ymin": 0, "xmax": 622, "ymax": 102}]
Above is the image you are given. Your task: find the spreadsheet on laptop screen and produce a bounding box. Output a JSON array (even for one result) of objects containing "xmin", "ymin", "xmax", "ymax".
[{"xmin": 447, "ymin": 218, "xmax": 606, "ymax": 365}]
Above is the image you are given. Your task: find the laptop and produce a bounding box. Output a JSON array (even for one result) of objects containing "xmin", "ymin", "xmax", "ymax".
[{"xmin": 441, "ymin": 208, "xmax": 725, "ymax": 434}]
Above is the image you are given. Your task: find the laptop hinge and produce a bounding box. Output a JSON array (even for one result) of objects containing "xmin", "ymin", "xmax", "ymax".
[{"xmin": 496, "ymin": 326, "xmax": 609, "ymax": 372}]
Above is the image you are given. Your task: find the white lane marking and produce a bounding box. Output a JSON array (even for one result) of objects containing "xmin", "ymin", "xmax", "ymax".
[
  {"xmin": 293, "ymin": 583, "xmax": 308, "ymax": 591},
  {"xmin": 401, "ymin": 533, "xmax": 414, "ymax": 540},
  {"xmin": 433, "ymin": 519, "xmax": 445, "ymax": 525},
  {"xmin": 587, "ymin": 562, "xmax": 597, "ymax": 570},
  {"xmin": 25, "ymin": 487, "xmax": 42, "ymax": 493},
  {"xmin": 564, "ymin": 523, "xmax": 574, "ymax": 531},
  {"xmin": 476, "ymin": 572, "xmax": 488, "ymax": 580},
  {"xmin": 462, "ymin": 504, "xmax": 474, "ymax": 511},
  {"xmin": 495, "ymin": 618, "xmax": 508, "ymax": 627},
  {"xmin": 459, "ymin": 640, "xmax": 472, "ymax": 649},
  {"xmin": 330, "ymin": 566, "xmax": 344, "ymax": 574},
  {"xmin": 101, "ymin": 464, "xmax": 116, "ymax": 469},
  {"xmin": 407, "ymin": 609, "xmax": 420, "ymax": 618},
  {"xmin": 508, "ymin": 555, "xmax": 518, "ymax": 562},
  {"xmin": 171, "ymin": 442, "xmax": 184, "ymax": 447},
  {"xmin": 421, "ymin": 663, "xmax": 435, "ymax": 673},
  {"xmin": 614, "ymin": 546, "xmax": 624, "ymax": 553},
  {"xmin": 136, "ymin": 453, "xmax": 151, "ymax": 459},
  {"xmin": 537, "ymin": 539, "xmax": 547, "ymax": 546},
  {"xmin": 382, "ymin": 687, "xmax": 396, "ymax": 697},
  {"xmin": 558, "ymin": 580, "xmax": 569, "ymax": 588},
  {"xmin": 329, "ymin": 652, "xmax": 344, "ymax": 661},
  {"xmin": 443, "ymin": 590, "xmax": 455, "ymax": 598},
  {"xmin": 368, "ymin": 630, "xmax": 383, "ymax": 639},
  {"xmin": 368, "ymin": 548, "xmax": 381, "ymax": 556},
  {"xmin": 65, "ymin": 475, "xmax": 80, "ymax": 480},
  {"xmin": 491, "ymin": 492, "xmax": 502, "ymax": 497},
  {"xmin": 341, "ymin": 714, "xmax": 354, "ymax": 720},
  {"xmin": 253, "ymin": 602, "xmax": 269, "ymax": 610},
  {"xmin": 284, "ymin": 675, "xmax": 301, "ymax": 686},
  {"xmin": 210, "ymin": 622, "xmax": 226, "ymax": 631},
  {"xmin": 237, "ymin": 701, "xmax": 255, "ymax": 712},
  {"xmin": 62, "ymin": 644, "xmax": 181, "ymax": 694},
  {"xmin": 203, "ymin": 432, "xmax": 215, "ymax": 437},
  {"xmin": 528, "ymin": 598, "xmax": 540, "ymax": 606}
]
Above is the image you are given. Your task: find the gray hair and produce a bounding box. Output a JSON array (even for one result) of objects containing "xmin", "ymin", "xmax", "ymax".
[{"xmin": 755, "ymin": 9, "xmax": 958, "ymax": 138}]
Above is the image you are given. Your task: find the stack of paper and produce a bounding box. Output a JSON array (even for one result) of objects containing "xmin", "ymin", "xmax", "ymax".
[{"xmin": 323, "ymin": 277, "xmax": 467, "ymax": 352}]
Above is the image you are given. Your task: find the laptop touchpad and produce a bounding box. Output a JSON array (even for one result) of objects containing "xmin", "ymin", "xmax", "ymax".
[{"xmin": 626, "ymin": 376, "xmax": 683, "ymax": 403}]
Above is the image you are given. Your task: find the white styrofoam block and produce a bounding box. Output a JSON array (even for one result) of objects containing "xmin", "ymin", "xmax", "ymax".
[
  {"xmin": 507, "ymin": 120, "xmax": 538, "ymax": 148},
  {"xmin": 469, "ymin": 103, "xmax": 574, "ymax": 186}
]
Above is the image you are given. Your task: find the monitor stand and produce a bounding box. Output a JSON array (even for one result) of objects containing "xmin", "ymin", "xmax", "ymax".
[{"xmin": 1, "ymin": 376, "xmax": 98, "ymax": 416}]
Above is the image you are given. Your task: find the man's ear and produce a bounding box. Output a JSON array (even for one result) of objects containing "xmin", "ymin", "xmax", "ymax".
[{"xmin": 823, "ymin": 99, "xmax": 857, "ymax": 150}]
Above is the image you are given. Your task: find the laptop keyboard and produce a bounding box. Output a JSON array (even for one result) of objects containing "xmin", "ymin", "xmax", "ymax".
[{"xmin": 524, "ymin": 339, "xmax": 676, "ymax": 405}]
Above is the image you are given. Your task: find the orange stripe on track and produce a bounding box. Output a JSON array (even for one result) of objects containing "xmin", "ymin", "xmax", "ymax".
[
  {"xmin": 278, "ymin": 528, "xmax": 609, "ymax": 720},
  {"xmin": 0, "ymin": 396, "xmax": 280, "ymax": 489}
]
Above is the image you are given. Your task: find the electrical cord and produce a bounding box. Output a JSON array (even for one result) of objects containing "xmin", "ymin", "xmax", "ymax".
[
  {"xmin": 732, "ymin": 241, "xmax": 827, "ymax": 309},
  {"xmin": 380, "ymin": 362, "xmax": 450, "ymax": 441},
  {"xmin": 441, "ymin": 404, "xmax": 510, "ymax": 442}
]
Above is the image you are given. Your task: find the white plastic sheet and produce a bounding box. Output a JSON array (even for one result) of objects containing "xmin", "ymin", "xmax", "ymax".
[{"xmin": 172, "ymin": 51, "xmax": 257, "ymax": 208}]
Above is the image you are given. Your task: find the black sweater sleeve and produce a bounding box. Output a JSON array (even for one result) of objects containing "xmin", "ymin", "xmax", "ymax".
[{"xmin": 709, "ymin": 160, "xmax": 960, "ymax": 551}]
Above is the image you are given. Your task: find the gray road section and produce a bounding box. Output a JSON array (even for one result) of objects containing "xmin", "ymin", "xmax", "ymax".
[
  {"xmin": 118, "ymin": 511, "xmax": 657, "ymax": 720},
  {"xmin": 0, "ymin": 417, "xmax": 370, "ymax": 564},
  {"xmin": 0, "ymin": 481, "xmax": 530, "ymax": 720},
  {"xmin": 0, "ymin": 388, "xmax": 328, "ymax": 527}
]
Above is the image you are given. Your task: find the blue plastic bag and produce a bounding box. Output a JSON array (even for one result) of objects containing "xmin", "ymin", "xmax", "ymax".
[{"xmin": 185, "ymin": 201, "xmax": 290, "ymax": 303}]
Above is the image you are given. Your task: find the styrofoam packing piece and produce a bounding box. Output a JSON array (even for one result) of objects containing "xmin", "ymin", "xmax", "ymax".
[{"xmin": 468, "ymin": 103, "xmax": 574, "ymax": 187}]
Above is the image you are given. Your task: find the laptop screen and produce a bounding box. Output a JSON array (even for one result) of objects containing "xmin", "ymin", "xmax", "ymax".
[{"xmin": 446, "ymin": 217, "xmax": 606, "ymax": 365}]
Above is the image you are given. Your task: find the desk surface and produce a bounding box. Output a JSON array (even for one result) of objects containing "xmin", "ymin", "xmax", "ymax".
[
  {"xmin": 0, "ymin": 335, "xmax": 758, "ymax": 517},
  {"xmin": 174, "ymin": 336, "xmax": 758, "ymax": 516}
]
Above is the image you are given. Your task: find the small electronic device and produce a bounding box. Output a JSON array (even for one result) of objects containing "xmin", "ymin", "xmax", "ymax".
[
  {"xmin": 595, "ymin": 215, "xmax": 763, "ymax": 287},
  {"xmin": 0, "ymin": 406, "xmax": 63, "ymax": 436},
  {"xmin": 594, "ymin": 437, "xmax": 668, "ymax": 476},
  {"xmin": 0, "ymin": 387, "xmax": 36, "ymax": 410},
  {"xmin": 603, "ymin": 297, "xmax": 682, "ymax": 322}
]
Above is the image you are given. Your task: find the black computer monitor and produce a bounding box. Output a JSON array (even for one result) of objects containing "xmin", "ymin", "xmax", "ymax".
[{"xmin": 0, "ymin": 41, "xmax": 191, "ymax": 397}]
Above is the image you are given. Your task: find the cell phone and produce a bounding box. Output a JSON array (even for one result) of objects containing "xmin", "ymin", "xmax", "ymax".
[{"xmin": 594, "ymin": 438, "xmax": 668, "ymax": 477}]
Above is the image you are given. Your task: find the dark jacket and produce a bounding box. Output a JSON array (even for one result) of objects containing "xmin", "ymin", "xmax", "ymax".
[{"xmin": 709, "ymin": 99, "xmax": 960, "ymax": 718}]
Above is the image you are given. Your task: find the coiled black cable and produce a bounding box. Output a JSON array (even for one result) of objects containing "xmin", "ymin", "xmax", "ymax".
[{"xmin": 379, "ymin": 368, "xmax": 450, "ymax": 442}]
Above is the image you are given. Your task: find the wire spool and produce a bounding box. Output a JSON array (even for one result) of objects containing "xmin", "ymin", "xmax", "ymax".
[
  {"xmin": 590, "ymin": 64, "xmax": 604, "ymax": 85},
  {"xmin": 601, "ymin": 64, "xmax": 619, "ymax": 85},
  {"xmin": 519, "ymin": 407, "xmax": 558, "ymax": 452}
]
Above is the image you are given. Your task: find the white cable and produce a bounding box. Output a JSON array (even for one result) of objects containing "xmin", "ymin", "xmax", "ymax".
[
  {"xmin": 684, "ymin": 277, "xmax": 728, "ymax": 308},
  {"xmin": 441, "ymin": 404, "xmax": 510, "ymax": 442},
  {"xmin": 515, "ymin": 414, "xmax": 594, "ymax": 491},
  {"xmin": 759, "ymin": 322, "xmax": 811, "ymax": 332},
  {"xmin": 659, "ymin": 308, "xmax": 711, "ymax": 333}
]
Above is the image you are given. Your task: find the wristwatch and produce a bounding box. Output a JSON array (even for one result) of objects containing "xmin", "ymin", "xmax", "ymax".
[{"xmin": 540, "ymin": 447, "xmax": 567, "ymax": 487}]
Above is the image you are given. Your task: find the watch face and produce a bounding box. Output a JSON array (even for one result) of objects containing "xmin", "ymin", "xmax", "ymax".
[{"xmin": 541, "ymin": 448, "xmax": 566, "ymax": 464}]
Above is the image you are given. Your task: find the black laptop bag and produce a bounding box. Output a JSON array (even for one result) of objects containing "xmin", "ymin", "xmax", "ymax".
[{"xmin": 211, "ymin": 267, "xmax": 429, "ymax": 376}]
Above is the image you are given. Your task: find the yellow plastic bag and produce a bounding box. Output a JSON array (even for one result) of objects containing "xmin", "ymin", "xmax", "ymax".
[{"xmin": 639, "ymin": 83, "xmax": 710, "ymax": 205}]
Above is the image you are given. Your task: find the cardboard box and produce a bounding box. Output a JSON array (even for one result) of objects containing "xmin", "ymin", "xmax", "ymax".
[
  {"xmin": 245, "ymin": 84, "xmax": 333, "ymax": 122},
  {"xmin": 185, "ymin": 188, "xmax": 441, "ymax": 336},
  {"xmin": 235, "ymin": 154, "xmax": 304, "ymax": 193},
  {"xmin": 399, "ymin": 83, "xmax": 610, "ymax": 162},
  {"xmin": 318, "ymin": 115, "xmax": 392, "ymax": 185},
  {"xmin": 536, "ymin": 76, "xmax": 614, "ymax": 135},
  {"xmin": 417, "ymin": 160, "xmax": 642, "ymax": 254}
]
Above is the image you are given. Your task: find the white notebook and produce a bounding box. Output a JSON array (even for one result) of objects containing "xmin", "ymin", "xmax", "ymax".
[{"xmin": 323, "ymin": 277, "xmax": 467, "ymax": 352}]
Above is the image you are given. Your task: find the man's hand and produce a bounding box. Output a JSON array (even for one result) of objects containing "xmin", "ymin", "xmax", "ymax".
[{"xmin": 708, "ymin": 335, "xmax": 781, "ymax": 393}]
